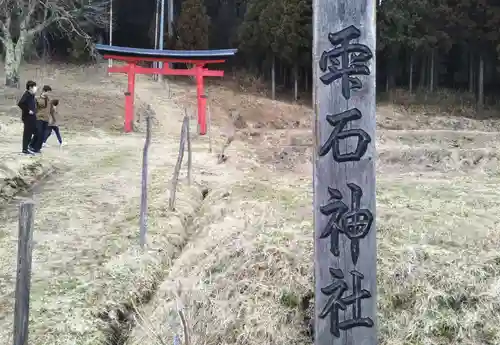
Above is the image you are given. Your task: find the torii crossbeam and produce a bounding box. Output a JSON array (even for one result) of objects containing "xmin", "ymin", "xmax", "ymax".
[{"xmin": 95, "ymin": 44, "xmax": 237, "ymax": 134}]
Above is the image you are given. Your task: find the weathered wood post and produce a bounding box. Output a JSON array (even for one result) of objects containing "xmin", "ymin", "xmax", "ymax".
[
  {"xmin": 139, "ymin": 109, "xmax": 152, "ymax": 248},
  {"xmin": 185, "ymin": 109, "xmax": 192, "ymax": 186},
  {"xmin": 206, "ymin": 95, "xmax": 213, "ymax": 153},
  {"xmin": 169, "ymin": 114, "xmax": 189, "ymax": 211},
  {"xmin": 313, "ymin": 0, "xmax": 376, "ymax": 344},
  {"xmin": 13, "ymin": 200, "xmax": 35, "ymax": 345}
]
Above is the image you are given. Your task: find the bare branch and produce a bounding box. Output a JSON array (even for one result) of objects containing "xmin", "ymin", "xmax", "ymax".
[
  {"xmin": 25, "ymin": 0, "xmax": 42, "ymax": 27},
  {"xmin": 25, "ymin": 0, "xmax": 50, "ymax": 35},
  {"xmin": 0, "ymin": 20, "xmax": 6, "ymax": 44},
  {"xmin": 0, "ymin": 15, "xmax": 11, "ymax": 45},
  {"xmin": 23, "ymin": 0, "xmax": 110, "ymax": 41},
  {"xmin": 0, "ymin": 0, "xmax": 109, "ymax": 61}
]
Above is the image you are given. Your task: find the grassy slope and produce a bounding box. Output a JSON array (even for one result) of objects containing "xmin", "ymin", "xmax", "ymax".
[
  {"xmin": 0, "ymin": 64, "xmax": 205, "ymax": 345},
  {"xmin": 0, "ymin": 63, "xmax": 499, "ymax": 345},
  {"xmin": 130, "ymin": 79, "xmax": 500, "ymax": 345}
]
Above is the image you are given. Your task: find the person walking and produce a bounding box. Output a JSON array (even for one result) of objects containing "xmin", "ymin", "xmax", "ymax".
[
  {"xmin": 17, "ymin": 80, "xmax": 38, "ymax": 155},
  {"xmin": 30, "ymin": 85, "xmax": 52, "ymax": 153},
  {"xmin": 43, "ymin": 99, "xmax": 63, "ymax": 147}
]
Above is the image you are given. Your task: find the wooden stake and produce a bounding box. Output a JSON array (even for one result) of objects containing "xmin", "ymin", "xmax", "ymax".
[
  {"xmin": 207, "ymin": 97, "xmax": 213, "ymax": 153},
  {"xmin": 313, "ymin": 0, "xmax": 377, "ymax": 344},
  {"xmin": 169, "ymin": 115, "xmax": 189, "ymax": 210},
  {"xmin": 185, "ymin": 109, "xmax": 192, "ymax": 186},
  {"xmin": 139, "ymin": 110, "xmax": 152, "ymax": 248},
  {"xmin": 13, "ymin": 200, "xmax": 35, "ymax": 345}
]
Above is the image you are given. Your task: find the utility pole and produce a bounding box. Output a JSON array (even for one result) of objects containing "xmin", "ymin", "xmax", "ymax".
[
  {"xmin": 167, "ymin": 0, "xmax": 174, "ymax": 69},
  {"xmin": 108, "ymin": 0, "xmax": 113, "ymax": 75},
  {"xmin": 158, "ymin": 0, "xmax": 166, "ymax": 75},
  {"xmin": 312, "ymin": 0, "xmax": 377, "ymax": 345},
  {"xmin": 153, "ymin": 0, "xmax": 160, "ymax": 80},
  {"xmin": 168, "ymin": 0, "xmax": 174, "ymax": 42}
]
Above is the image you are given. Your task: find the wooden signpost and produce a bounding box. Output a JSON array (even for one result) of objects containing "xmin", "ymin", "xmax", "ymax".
[{"xmin": 312, "ymin": 0, "xmax": 377, "ymax": 344}]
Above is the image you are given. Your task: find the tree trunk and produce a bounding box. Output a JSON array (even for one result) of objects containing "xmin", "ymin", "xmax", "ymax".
[
  {"xmin": 409, "ymin": 54, "xmax": 414, "ymax": 93},
  {"xmin": 305, "ymin": 68, "xmax": 309, "ymax": 92},
  {"xmin": 294, "ymin": 63, "xmax": 298, "ymax": 101},
  {"xmin": 271, "ymin": 55, "xmax": 276, "ymax": 100},
  {"xmin": 167, "ymin": 0, "xmax": 174, "ymax": 37},
  {"xmin": 5, "ymin": 46, "xmax": 19, "ymax": 87},
  {"xmin": 429, "ymin": 49, "xmax": 435, "ymax": 92},
  {"xmin": 469, "ymin": 51, "xmax": 474, "ymax": 93},
  {"xmin": 386, "ymin": 64, "xmax": 395, "ymax": 92},
  {"xmin": 5, "ymin": 46, "xmax": 21, "ymax": 87},
  {"xmin": 419, "ymin": 54, "xmax": 426, "ymax": 89},
  {"xmin": 477, "ymin": 54, "xmax": 484, "ymax": 110},
  {"xmin": 283, "ymin": 64, "xmax": 287, "ymax": 88},
  {"xmin": 4, "ymin": 30, "xmax": 27, "ymax": 88}
]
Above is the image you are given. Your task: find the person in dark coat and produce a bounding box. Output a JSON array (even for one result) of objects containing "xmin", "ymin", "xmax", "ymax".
[{"xmin": 17, "ymin": 80, "xmax": 38, "ymax": 155}]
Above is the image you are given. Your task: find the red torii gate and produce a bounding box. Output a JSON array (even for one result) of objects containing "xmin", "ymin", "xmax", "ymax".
[{"xmin": 95, "ymin": 44, "xmax": 237, "ymax": 134}]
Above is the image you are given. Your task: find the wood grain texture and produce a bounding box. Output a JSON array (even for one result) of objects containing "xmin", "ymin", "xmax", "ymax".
[
  {"xmin": 140, "ymin": 113, "xmax": 152, "ymax": 248},
  {"xmin": 13, "ymin": 201, "xmax": 35, "ymax": 345},
  {"xmin": 169, "ymin": 115, "xmax": 189, "ymax": 211},
  {"xmin": 313, "ymin": 0, "xmax": 377, "ymax": 344},
  {"xmin": 185, "ymin": 109, "xmax": 192, "ymax": 185},
  {"xmin": 207, "ymin": 99, "xmax": 213, "ymax": 153}
]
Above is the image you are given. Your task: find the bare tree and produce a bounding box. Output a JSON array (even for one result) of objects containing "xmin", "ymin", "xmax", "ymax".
[{"xmin": 0, "ymin": 0, "xmax": 110, "ymax": 87}]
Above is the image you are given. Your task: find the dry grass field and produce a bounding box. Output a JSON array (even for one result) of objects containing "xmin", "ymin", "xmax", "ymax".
[{"xmin": 0, "ymin": 62, "xmax": 499, "ymax": 345}]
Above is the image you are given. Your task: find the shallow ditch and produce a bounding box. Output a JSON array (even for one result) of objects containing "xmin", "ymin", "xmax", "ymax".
[
  {"xmin": 0, "ymin": 162, "xmax": 61, "ymax": 216},
  {"xmin": 0, "ymin": 157, "xmax": 212, "ymax": 345},
  {"xmin": 99, "ymin": 185, "xmax": 211, "ymax": 345}
]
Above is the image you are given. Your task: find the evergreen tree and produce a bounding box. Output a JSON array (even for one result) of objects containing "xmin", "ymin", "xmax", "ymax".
[
  {"xmin": 175, "ymin": 0, "xmax": 210, "ymax": 50},
  {"xmin": 275, "ymin": 0, "xmax": 311, "ymax": 66},
  {"xmin": 237, "ymin": 0, "xmax": 268, "ymax": 60}
]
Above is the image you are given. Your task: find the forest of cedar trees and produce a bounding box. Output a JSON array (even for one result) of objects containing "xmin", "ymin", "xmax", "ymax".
[{"xmin": 2, "ymin": 0, "xmax": 500, "ymax": 110}]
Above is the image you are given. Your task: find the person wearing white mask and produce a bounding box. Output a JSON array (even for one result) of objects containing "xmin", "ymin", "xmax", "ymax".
[{"xmin": 17, "ymin": 80, "xmax": 38, "ymax": 155}]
